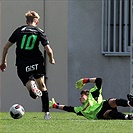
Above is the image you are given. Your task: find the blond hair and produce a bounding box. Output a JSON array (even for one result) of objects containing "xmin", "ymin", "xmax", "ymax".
[{"xmin": 25, "ymin": 10, "xmax": 40, "ymax": 23}]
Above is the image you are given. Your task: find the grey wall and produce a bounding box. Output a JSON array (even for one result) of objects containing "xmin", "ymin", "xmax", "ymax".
[
  {"xmin": 67, "ymin": 0, "xmax": 130, "ymax": 112},
  {"xmin": 0, "ymin": 0, "xmax": 131, "ymax": 113},
  {"xmin": 0, "ymin": 1, "xmax": 1, "ymax": 111},
  {"xmin": 0, "ymin": 0, "xmax": 45, "ymax": 112},
  {"xmin": 44, "ymin": 0, "xmax": 68, "ymax": 109}
]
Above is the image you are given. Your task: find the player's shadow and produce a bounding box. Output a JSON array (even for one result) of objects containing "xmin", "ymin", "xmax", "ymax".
[{"xmin": 0, "ymin": 118, "xmax": 13, "ymax": 120}]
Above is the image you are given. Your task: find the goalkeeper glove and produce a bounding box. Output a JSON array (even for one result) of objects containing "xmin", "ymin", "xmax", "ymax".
[
  {"xmin": 75, "ymin": 78, "xmax": 89, "ymax": 89},
  {"xmin": 49, "ymin": 98, "xmax": 59, "ymax": 109}
]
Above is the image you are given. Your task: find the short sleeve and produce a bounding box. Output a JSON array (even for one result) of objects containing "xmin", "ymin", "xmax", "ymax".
[
  {"xmin": 8, "ymin": 28, "xmax": 19, "ymax": 43},
  {"xmin": 74, "ymin": 106, "xmax": 83, "ymax": 114},
  {"xmin": 40, "ymin": 31, "xmax": 49, "ymax": 46}
]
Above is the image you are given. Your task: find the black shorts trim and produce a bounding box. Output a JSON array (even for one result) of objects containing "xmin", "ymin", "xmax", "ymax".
[{"xmin": 17, "ymin": 62, "xmax": 45, "ymax": 86}]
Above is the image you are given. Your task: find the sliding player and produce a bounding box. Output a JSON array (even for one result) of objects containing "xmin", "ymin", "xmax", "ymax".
[{"xmin": 50, "ymin": 77, "xmax": 133, "ymax": 120}]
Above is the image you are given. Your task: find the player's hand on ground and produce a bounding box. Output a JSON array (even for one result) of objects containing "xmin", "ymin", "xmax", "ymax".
[
  {"xmin": 75, "ymin": 79, "xmax": 85, "ymax": 90},
  {"xmin": 49, "ymin": 98, "xmax": 56, "ymax": 108},
  {"xmin": 0, "ymin": 63, "xmax": 7, "ymax": 72}
]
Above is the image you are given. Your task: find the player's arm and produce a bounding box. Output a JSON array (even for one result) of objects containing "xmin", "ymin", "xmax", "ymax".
[
  {"xmin": 44, "ymin": 45, "xmax": 55, "ymax": 64},
  {"xmin": 75, "ymin": 77, "xmax": 102, "ymax": 90},
  {"xmin": 0, "ymin": 41, "xmax": 13, "ymax": 72},
  {"xmin": 91, "ymin": 78, "xmax": 102, "ymax": 99},
  {"xmin": 49, "ymin": 98, "xmax": 75, "ymax": 112},
  {"xmin": 95, "ymin": 78, "xmax": 102, "ymax": 90},
  {"xmin": 83, "ymin": 77, "xmax": 102, "ymax": 90},
  {"xmin": 50, "ymin": 102, "xmax": 83, "ymax": 116},
  {"xmin": 55, "ymin": 105, "xmax": 75, "ymax": 112}
]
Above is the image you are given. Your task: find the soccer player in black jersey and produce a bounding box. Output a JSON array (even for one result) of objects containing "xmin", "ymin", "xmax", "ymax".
[
  {"xmin": 50, "ymin": 77, "xmax": 133, "ymax": 120},
  {"xmin": 0, "ymin": 10, "xmax": 55, "ymax": 120}
]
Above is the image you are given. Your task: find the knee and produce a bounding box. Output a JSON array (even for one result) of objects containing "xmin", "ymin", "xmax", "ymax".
[
  {"xmin": 37, "ymin": 79, "xmax": 47, "ymax": 91},
  {"xmin": 108, "ymin": 98, "xmax": 117, "ymax": 108},
  {"xmin": 103, "ymin": 110, "xmax": 112, "ymax": 119}
]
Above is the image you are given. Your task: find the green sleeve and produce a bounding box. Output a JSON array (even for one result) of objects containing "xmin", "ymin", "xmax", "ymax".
[
  {"xmin": 90, "ymin": 85, "xmax": 102, "ymax": 94},
  {"xmin": 74, "ymin": 106, "xmax": 83, "ymax": 114}
]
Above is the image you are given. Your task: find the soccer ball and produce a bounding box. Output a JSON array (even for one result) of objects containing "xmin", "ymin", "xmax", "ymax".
[{"xmin": 9, "ymin": 104, "xmax": 25, "ymax": 119}]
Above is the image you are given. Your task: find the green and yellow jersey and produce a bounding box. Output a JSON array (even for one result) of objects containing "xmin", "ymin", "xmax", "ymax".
[{"xmin": 74, "ymin": 85, "xmax": 105, "ymax": 119}]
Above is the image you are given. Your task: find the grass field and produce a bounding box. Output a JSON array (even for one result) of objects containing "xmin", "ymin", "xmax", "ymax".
[{"xmin": 0, "ymin": 112, "xmax": 133, "ymax": 133}]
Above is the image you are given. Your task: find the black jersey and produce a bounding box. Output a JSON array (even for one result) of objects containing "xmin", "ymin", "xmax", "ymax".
[{"xmin": 8, "ymin": 25, "xmax": 49, "ymax": 66}]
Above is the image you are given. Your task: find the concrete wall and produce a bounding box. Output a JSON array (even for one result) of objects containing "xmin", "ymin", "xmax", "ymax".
[
  {"xmin": 44, "ymin": 0, "xmax": 68, "ymax": 110},
  {"xmin": 67, "ymin": 0, "xmax": 130, "ymax": 112},
  {"xmin": 0, "ymin": 0, "xmax": 45, "ymax": 112},
  {"xmin": 0, "ymin": 1, "xmax": 1, "ymax": 111},
  {"xmin": 0, "ymin": 0, "xmax": 131, "ymax": 113}
]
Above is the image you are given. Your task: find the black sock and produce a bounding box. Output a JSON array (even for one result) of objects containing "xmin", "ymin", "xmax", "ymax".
[
  {"xmin": 41, "ymin": 91, "xmax": 49, "ymax": 112},
  {"xmin": 108, "ymin": 111, "xmax": 125, "ymax": 119},
  {"xmin": 115, "ymin": 99, "xmax": 128, "ymax": 107}
]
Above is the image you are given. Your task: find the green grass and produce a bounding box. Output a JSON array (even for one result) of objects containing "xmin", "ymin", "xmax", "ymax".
[{"xmin": 0, "ymin": 112, "xmax": 133, "ymax": 133}]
